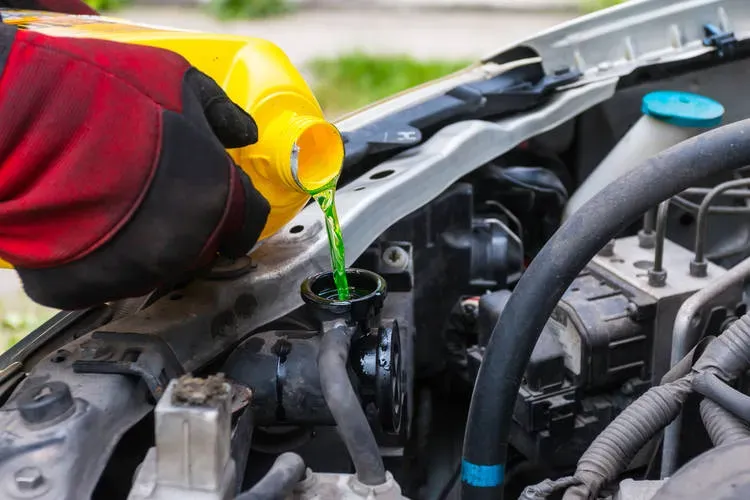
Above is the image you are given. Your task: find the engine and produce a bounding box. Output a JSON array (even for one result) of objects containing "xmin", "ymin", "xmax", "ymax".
[{"xmin": 5, "ymin": 3, "xmax": 750, "ymax": 500}]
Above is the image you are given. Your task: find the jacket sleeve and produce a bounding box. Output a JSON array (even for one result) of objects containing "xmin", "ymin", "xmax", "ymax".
[{"xmin": 0, "ymin": 0, "xmax": 97, "ymax": 15}]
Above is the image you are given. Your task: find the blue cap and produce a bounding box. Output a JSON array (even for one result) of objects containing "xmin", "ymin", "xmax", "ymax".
[{"xmin": 641, "ymin": 91, "xmax": 724, "ymax": 128}]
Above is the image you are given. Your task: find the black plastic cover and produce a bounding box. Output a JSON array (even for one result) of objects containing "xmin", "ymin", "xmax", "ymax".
[
  {"xmin": 547, "ymin": 269, "xmax": 655, "ymax": 390},
  {"xmin": 339, "ymin": 63, "xmax": 580, "ymax": 184}
]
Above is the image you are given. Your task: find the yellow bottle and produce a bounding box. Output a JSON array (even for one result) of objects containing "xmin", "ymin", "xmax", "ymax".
[{"xmin": 0, "ymin": 10, "xmax": 344, "ymax": 268}]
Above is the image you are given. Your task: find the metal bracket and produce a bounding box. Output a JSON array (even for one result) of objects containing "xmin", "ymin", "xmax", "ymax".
[{"xmin": 73, "ymin": 332, "xmax": 184, "ymax": 400}]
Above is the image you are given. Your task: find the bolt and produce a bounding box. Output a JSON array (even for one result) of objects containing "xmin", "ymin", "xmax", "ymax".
[
  {"xmin": 14, "ymin": 467, "xmax": 44, "ymax": 491},
  {"xmin": 648, "ymin": 268, "xmax": 668, "ymax": 287},
  {"xmin": 598, "ymin": 240, "xmax": 615, "ymax": 257},
  {"xmin": 638, "ymin": 229, "xmax": 656, "ymax": 249},
  {"xmin": 382, "ymin": 246, "xmax": 409, "ymax": 271},
  {"xmin": 690, "ymin": 259, "xmax": 708, "ymax": 278}
]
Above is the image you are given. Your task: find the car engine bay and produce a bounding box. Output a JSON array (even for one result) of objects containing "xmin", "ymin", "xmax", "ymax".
[{"xmin": 4, "ymin": 1, "xmax": 750, "ymax": 499}]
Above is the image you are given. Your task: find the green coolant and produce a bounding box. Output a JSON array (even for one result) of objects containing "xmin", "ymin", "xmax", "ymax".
[{"xmin": 312, "ymin": 187, "xmax": 350, "ymax": 301}]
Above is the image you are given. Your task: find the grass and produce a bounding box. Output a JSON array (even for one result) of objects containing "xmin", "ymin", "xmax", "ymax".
[
  {"xmin": 1, "ymin": 311, "xmax": 51, "ymax": 351},
  {"xmin": 84, "ymin": 0, "xmax": 131, "ymax": 11},
  {"xmin": 0, "ymin": 294, "xmax": 55, "ymax": 352},
  {"xmin": 580, "ymin": 0, "xmax": 626, "ymax": 13},
  {"xmin": 308, "ymin": 52, "xmax": 472, "ymax": 118},
  {"xmin": 208, "ymin": 0, "xmax": 292, "ymax": 19},
  {"xmin": 85, "ymin": 0, "xmax": 292, "ymax": 18}
]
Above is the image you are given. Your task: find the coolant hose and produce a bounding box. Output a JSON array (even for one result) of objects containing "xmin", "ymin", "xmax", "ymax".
[
  {"xmin": 318, "ymin": 325, "xmax": 387, "ymax": 485},
  {"xmin": 461, "ymin": 118, "xmax": 750, "ymax": 500},
  {"xmin": 235, "ymin": 452, "xmax": 306, "ymax": 500},
  {"xmin": 699, "ymin": 398, "xmax": 750, "ymax": 446}
]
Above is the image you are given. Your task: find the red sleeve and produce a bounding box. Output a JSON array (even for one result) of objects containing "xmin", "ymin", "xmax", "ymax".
[{"xmin": 0, "ymin": 0, "xmax": 98, "ymax": 15}]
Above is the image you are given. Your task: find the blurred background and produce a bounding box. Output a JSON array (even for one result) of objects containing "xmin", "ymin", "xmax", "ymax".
[{"xmin": 0, "ymin": 0, "xmax": 626, "ymax": 351}]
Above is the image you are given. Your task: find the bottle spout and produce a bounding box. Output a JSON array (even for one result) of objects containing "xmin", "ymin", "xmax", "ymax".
[{"xmin": 279, "ymin": 114, "xmax": 344, "ymax": 194}]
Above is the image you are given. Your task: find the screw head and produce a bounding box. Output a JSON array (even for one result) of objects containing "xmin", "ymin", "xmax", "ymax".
[
  {"xmin": 14, "ymin": 467, "xmax": 44, "ymax": 491},
  {"xmin": 382, "ymin": 246, "xmax": 409, "ymax": 271}
]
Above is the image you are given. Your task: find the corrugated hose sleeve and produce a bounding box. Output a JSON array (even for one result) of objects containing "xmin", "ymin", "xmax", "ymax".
[
  {"xmin": 700, "ymin": 398, "xmax": 750, "ymax": 447},
  {"xmin": 562, "ymin": 377, "xmax": 693, "ymax": 500}
]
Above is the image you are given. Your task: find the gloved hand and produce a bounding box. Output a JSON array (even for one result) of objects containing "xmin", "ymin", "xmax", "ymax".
[{"xmin": 0, "ymin": 22, "xmax": 271, "ymax": 310}]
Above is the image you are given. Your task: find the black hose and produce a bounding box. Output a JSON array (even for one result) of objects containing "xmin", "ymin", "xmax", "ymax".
[
  {"xmin": 461, "ymin": 118, "xmax": 750, "ymax": 500},
  {"xmin": 694, "ymin": 371, "xmax": 750, "ymax": 423},
  {"xmin": 699, "ymin": 398, "xmax": 750, "ymax": 446},
  {"xmin": 318, "ymin": 325, "xmax": 387, "ymax": 485},
  {"xmin": 235, "ymin": 452, "xmax": 306, "ymax": 500}
]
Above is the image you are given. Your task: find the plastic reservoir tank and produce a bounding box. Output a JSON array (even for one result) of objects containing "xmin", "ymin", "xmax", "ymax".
[
  {"xmin": 0, "ymin": 11, "xmax": 344, "ymax": 268},
  {"xmin": 563, "ymin": 91, "xmax": 725, "ymax": 220}
]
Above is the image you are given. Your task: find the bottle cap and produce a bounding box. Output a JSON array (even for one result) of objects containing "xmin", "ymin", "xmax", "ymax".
[{"xmin": 641, "ymin": 91, "xmax": 725, "ymax": 128}]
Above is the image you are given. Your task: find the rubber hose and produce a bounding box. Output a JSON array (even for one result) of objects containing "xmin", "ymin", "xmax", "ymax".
[
  {"xmin": 694, "ymin": 371, "xmax": 750, "ymax": 423},
  {"xmin": 318, "ymin": 325, "xmax": 387, "ymax": 485},
  {"xmin": 462, "ymin": 117, "xmax": 750, "ymax": 500},
  {"xmin": 562, "ymin": 377, "xmax": 693, "ymax": 500},
  {"xmin": 235, "ymin": 452, "xmax": 306, "ymax": 500},
  {"xmin": 699, "ymin": 398, "xmax": 750, "ymax": 446}
]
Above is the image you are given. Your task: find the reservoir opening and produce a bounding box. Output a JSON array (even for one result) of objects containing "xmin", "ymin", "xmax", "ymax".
[{"xmin": 302, "ymin": 269, "xmax": 386, "ymax": 305}]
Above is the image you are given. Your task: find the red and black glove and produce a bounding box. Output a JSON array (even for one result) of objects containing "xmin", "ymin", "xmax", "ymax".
[{"xmin": 0, "ymin": 21, "xmax": 271, "ymax": 310}]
